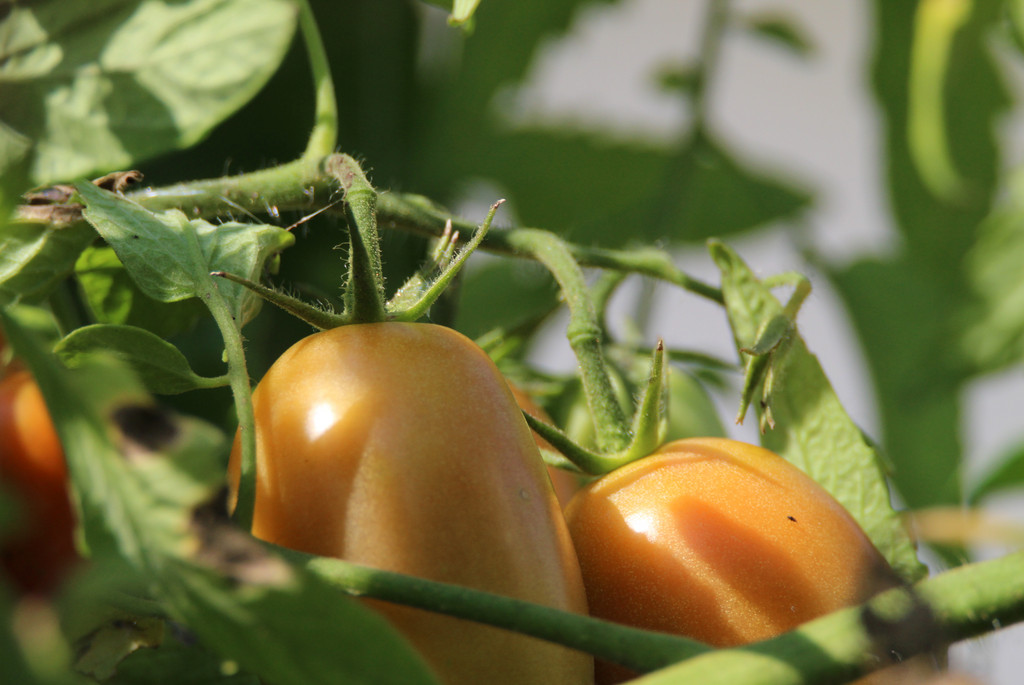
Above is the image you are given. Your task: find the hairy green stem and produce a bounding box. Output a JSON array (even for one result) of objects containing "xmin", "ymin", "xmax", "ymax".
[
  {"xmin": 276, "ymin": 545, "xmax": 711, "ymax": 674},
  {"xmin": 287, "ymin": 546, "xmax": 1024, "ymax": 682},
  {"xmin": 325, "ymin": 155, "xmax": 387, "ymax": 323},
  {"xmin": 129, "ymin": 157, "xmax": 335, "ymax": 219},
  {"xmin": 375, "ymin": 191, "xmax": 723, "ymax": 302},
  {"xmin": 503, "ymin": 228, "xmax": 631, "ymax": 453},
  {"xmin": 296, "ymin": 0, "xmax": 339, "ymax": 158}
]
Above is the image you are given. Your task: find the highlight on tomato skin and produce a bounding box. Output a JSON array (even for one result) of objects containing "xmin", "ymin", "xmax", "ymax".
[
  {"xmin": 0, "ymin": 370, "xmax": 78, "ymax": 595},
  {"xmin": 564, "ymin": 437, "xmax": 902, "ymax": 684},
  {"xmin": 227, "ymin": 322, "xmax": 592, "ymax": 685}
]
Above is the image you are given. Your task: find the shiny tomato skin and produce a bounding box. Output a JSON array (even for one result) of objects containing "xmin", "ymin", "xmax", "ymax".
[
  {"xmin": 228, "ymin": 323, "xmax": 591, "ymax": 685},
  {"xmin": 0, "ymin": 370, "xmax": 78, "ymax": 594},
  {"xmin": 565, "ymin": 437, "xmax": 899, "ymax": 684},
  {"xmin": 507, "ymin": 383, "xmax": 581, "ymax": 508}
]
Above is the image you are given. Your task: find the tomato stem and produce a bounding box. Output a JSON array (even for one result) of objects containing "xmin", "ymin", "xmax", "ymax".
[
  {"xmin": 297, "ymin": 0, "xmax": 338, "ymax": 160},
  {"xmin": 504, "ymin": 229, "xmax": 632, "ymax": 453},
  {"xmin": 326, "ymin": 155, "xmax": 388, "ymax": 323}
]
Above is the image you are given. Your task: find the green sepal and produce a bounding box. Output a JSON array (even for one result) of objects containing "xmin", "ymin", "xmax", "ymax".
[
  {"xmin": 212, "ymin": 271, "xmax": 347, "ymax": 331},
  {"xmin": 388, "ymin": 200, "xmax": 499, "ymax": 322}
]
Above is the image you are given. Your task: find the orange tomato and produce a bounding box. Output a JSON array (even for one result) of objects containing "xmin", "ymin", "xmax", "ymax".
[
  {"xmin": 565, "ymin": 437, "xmax": 900, "ymax": 683},
  {"xmin": 507, "ymin": 383, "xmax": 581, "ymax": 508},
  {"xmin": 228, "ymin": 323, "xmax": 592, "ymax": 684},
  {"xmin": 0, "ymin": 370, "xmax": 77, "ymax": 594}
]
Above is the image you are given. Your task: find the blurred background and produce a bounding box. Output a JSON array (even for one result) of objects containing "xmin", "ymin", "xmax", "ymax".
[{"xmin": 56, "ymin": 0, "xmax": 1024, "ymax": 681}]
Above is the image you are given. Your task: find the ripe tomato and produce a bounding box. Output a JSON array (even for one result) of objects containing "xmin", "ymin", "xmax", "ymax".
[
  {"xmin": 507, "ymin": 383, "xmax": 581, "ymax": 507},
  {"xmin": 0, "ymin": 370, "xmax": 78, "ymax": 595},
  {"xmin": 565, "ymin": 437, "xmax": 900, "ymax": 684},
  {"xmin": 227, "ymin": 322, "xmax": 592, "ymax": 684}
]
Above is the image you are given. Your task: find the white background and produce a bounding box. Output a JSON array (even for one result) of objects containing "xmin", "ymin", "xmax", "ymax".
[{"xmin": 488, "ymin": 0, "xmax": 1024, "ymax": 681}]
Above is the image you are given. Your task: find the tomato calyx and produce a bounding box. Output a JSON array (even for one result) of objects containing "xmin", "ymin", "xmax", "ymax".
[{"xmin": 212, "ymin": 155, "xmax": 498, "ymax": 330}]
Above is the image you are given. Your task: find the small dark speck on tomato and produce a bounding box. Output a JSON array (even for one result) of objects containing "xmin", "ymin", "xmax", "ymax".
[{"xmin": 787, "ymin": 516, "xmax": 797, "ymax": 522}]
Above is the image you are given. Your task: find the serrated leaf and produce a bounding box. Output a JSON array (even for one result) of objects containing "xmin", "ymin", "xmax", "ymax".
[
  {"xmin": 0, "ymin": 0, "xmax": 298, "ymax": 184},
  {"xmin": 55, "ymin": 324, "xmax": 227, "ymax": 395},
  {"xmin": 0, "ymin": 309, "xmax": 440, "ymax": 685},
  {"xmin": 76, "ymin": 182, "xmax": 294, "ymax": 327},
  {"xmin": 711, "ymin": 242, "xmax": 926, "ymax": 583},
  {"xmin": 75, "ymin": 245, "xmax": 205, "ymax": 338}
]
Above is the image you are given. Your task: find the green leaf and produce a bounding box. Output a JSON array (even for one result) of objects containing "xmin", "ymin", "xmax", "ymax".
[
  {"xmin": 55, "ymin": 324, "xmax": 228, "ymax": 395},
  {"xmin": 456, "ymin": 258, "xmax": 559, "ymax": 339},
  {"xmin": 968, "ymin": 440, "xmax": 1024, "ymax": 505},
  {"xmin": 742, "ymin": 13, "xmax": 814, "ymax": 57},
  {"xmin": 74, "ymin": 616, "xmax": 165, "ymax": 681},
  {"xmin": 0, "ymin": 308, "xmax": 441, "ymax": 685},
  {"xmin": 664, "ymin": 368, "xmax": 726, "ymax": 441},
  {"xmin": 468, "ymin": 131, "xmax": 812, "ymax": 247},
  {"xmin": 76, "ymin": 181, "xmax": 295, "ymax": 327},
  {"xmin": 0, "ymin": 121, "xmax": 31, "ymax": 231},
  {"xmin": 907, "ymin": 0, "xmax": 972, "ymax": 200},
  {"xmin": 106, "ymin": 627, "xmax": 260, "ymax": 685},
  {"xmin": 711, "ymin": 242, "xmax": 926, "ymax": 583},
  {"xmin": 75, "ymin": 245, "xmax": 205, "ymax": 338},
  {"xmin": 0, "ymin": 220, "xmax": 96, "ymax": 304},
  {"xmin": 958, "ymin": 180, "xmax": 1024, "ymax": 372},
  {"xmin": 0, "ymin": 0, "xmax": 298, "ymax": 185}
]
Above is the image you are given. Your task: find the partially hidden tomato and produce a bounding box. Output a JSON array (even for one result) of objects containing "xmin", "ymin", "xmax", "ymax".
[
  {"xmin": 564, "ymin": 437, "xmax": 901, "ymax": 684},
  {"xmin": 0, "ymin": 370, "xmax": 78, "ymax": 595},
  {"xmin": 507, "ymin": 383, "xmax": 582, "ymax": 508},
  {"xmin": 227, "ymin": 322, "xmax": 592, "ymax": 685}
]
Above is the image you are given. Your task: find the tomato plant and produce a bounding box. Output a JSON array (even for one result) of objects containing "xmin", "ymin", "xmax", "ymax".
[
  {"xmin": 0, "ymin": 370, "xmax": 77, "ymax": 595},
  {"xmin": 565, "ymin": 437, "xmax": 901, "ymax": 684},
  {"xmin": 507, "ymin": 382, "xmax": 582, "ymax": 507},
  {"xmin": 4, "ymin": 1, "xmax": 1024, "ymax": 684},
  {"xmin": 227, "ymin": 322, "xmax": 592, "ymax": 685}
]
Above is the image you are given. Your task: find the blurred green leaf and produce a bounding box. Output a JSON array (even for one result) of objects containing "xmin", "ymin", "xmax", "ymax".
[
  {"xmin": 456, "ymin": 258, "xmax": 559, "ymax": 339},
  {"xmin": 76, "ymin": 182, "xmax": 294, "ymax": 328},
  {"xmin": 55, "ymin": 324, "xmax": 228, "ymax": 395},
  {"xmin": 75, "ymin": 245, "xmax": 205, "ymax": 338},
  {"xmin": 958, "ymin": 178, "xmax": 1024, "ymax": 371},
  {"xmin": 712, "ymin": 242, "xmax": 926, "ymax": 583},
  {"xmin": 463, "ymin": 131, "xmax": 812, "ymax": 247},
  {"xmin": 907, "ymin": 0, "xmax": 971, "ymax": 200},
  {"xmin": 969, "ymin": 440, "xmax": 1024, "ymax": 505},
  {"xmin": 0, "ymin": 121, "xmax": 31, "ymax": 231},
  {"xmin": 741, "ymin": 13, "xmax": 814, "ymax": 57},
  {"xmin": 0, "ymin": 0, "xmax": 298, "ymax": 185},
  {"xmin": 829, "ymin": 258, "xmax": 964, "ymax": 512},
  {"xmin": 75, "ymin": 616, "xmax": 165, "ymax": 681},
  {"xmin": 106, "ymin": 627, "xmax": 260, "ymax": 685},
  {"xmin": 0, "ymin": 220, "xmax": 96, "ymax": 305},
  {"xmin": 663, "ymin": 366, "xmax": 726, "ymax": 441}
]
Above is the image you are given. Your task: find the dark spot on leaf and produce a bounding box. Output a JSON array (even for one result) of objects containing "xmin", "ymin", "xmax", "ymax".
[
  {"xmin": 191, "ymin": 495, "xmax": 292, "ymax": 587},
  {"xmin": 111, "ymin": 404, "xmax": 179, "ymax": 453}
]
